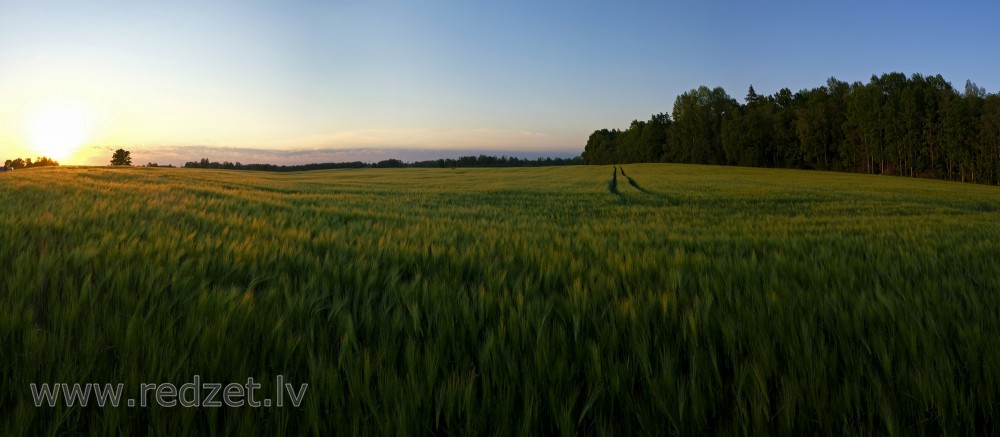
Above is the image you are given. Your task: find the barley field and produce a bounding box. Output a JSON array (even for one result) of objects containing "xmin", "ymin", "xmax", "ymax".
[{"xmin": 2, "ymin": 164, "xmax": 999, "ymax": 435}]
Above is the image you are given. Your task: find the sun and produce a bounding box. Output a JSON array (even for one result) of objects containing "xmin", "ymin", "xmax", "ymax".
[{"xmin": 25, "ymin": 100, "xmax": 95, "ymax": 162}]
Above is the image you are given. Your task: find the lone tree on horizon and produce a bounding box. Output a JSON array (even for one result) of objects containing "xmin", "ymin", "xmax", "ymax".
[{"xmin": 111, "ymin": 149, "xmax": 132, "ymax": 166}]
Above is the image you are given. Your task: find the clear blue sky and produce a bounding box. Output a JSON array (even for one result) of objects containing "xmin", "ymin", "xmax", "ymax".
[{"xmin": 1, "ymin": 0, "xmax": 998, "ymax": 165}]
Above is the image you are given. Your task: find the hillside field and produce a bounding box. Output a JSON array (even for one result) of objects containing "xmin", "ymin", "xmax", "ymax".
[{"xmin": 1, "ymin": 164, "xmax": 999, "ymax": 434}]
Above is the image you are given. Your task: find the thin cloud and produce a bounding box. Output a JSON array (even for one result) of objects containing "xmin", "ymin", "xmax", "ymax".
[{"xmin": 77, "ymin": 144, "xmax": 581, "ymax": 167}]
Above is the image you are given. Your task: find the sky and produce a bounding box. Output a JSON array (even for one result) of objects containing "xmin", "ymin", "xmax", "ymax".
[{"xmin": 2, "ymin": 0, "xmax": 1000, "ymax": 166}]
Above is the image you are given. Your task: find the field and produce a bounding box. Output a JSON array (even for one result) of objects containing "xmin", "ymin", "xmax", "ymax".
[{"xmin": 2, "ymin": 163, "xmax": 999, "ymax": 435}]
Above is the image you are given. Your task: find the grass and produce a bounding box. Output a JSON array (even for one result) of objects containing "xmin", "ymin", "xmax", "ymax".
[{"xmin": 1, "ymin": 163, "xmax": 999, "ymax": 435}]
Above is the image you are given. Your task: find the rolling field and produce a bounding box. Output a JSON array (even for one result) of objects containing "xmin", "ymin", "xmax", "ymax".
[{"xmin": 2, "ymin": 164, "xmax": 999, "ymax": 435}]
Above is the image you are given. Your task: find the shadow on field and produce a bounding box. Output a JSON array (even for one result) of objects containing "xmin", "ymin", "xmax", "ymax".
[
  {"xmin": 608, "ymin": 166, "xmax": 619, "ymax": 195},
  {"xmin": 619, "ymin": 167, "xmax": 651, "ymax": 194},
  {"xmin": 606, "ymin": 166, "xmax": 682, "ymax": 206}
]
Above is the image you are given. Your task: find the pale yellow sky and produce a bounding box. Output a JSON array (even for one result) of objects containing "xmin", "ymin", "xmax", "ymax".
[
  {"xmin": 0, "ymin": 55, "xmax": 578, "ymax": 165},
  {"xmin": 0, "ymin": 2, "xmax": 618, "ymax": 166}
]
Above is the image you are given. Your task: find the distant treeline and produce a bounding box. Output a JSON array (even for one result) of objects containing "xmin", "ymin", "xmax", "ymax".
[
  {"xmin": 184, "ymin": 154, "xmax": 582, "ymax": 171},
  {"xmin": 2, "ymin": 157, "xmax": 59, "ymax": 169},
  {"xmin": 583, "ymin": 73, "xmax": 1000, "ymax": 184}
]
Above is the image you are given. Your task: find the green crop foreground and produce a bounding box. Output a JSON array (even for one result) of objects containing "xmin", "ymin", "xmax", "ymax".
[{"xmin": 1, "ymin": 164, "xmax": 999, "ymax": 435}]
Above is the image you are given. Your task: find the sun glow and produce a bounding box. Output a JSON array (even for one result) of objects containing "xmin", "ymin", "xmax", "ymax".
[{"xmin": 25, "ymin": 100, "xmax": 95, "ymax": 162}]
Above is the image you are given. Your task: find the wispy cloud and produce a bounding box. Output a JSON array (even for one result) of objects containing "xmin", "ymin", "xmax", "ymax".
[
  {"xmin": 76, "ymin": 144, "xmax": 581, "ymax": 166},
  {"xmin": 73, "ymin": 127, "xmax": 582, "ymax": 165}
]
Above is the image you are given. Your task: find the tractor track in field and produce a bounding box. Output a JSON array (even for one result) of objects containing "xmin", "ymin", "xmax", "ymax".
[
  {"xmin": 618, "ymin": 167, "xmax": 651, "ymax": 194},
  {"xmin": 608, "ymin": 166, "xmax": 619, "ymax": 195},
  {"xmin": 607, "ymin": 166, "xmax": 677, "ymax": 205}
]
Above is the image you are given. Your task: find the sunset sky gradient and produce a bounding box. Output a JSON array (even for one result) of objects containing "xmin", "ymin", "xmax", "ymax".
[{"xmin": 2, "ymin": 0, "xmax": 999, "ymax": 165}]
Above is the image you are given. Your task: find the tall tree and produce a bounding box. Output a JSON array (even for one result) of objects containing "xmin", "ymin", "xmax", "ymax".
[
  {"xmin": 877, "ymin": 72, "xmax": 910, "ymax": 175},
  {"xmin": 939, "ymin": 91, "xmax": 970, "ymax": 180},
  {"xmin": 843, "ymin": 79, "xmax": 885, "ymax": 173},
  {"xmin": 966, "ymin": 80, "xmax": 987, "ymax": 99},
  {"xmin": 920, "ymin": 75, "xmax": 954, "ymax": 178},
  {"xmin": 671, "ymin": 86, "xmax": 736, "ymax": 165},
  {"xmin": 723, "ymin": 88, "xmax": 773, "ymax": 167},
  {"xmin": 980, "ymin": 94, "xmax": 1000, "ymax": 184},
  {"xmin": 641, "ymin": 113, "xmax": 671, "ymax": 162},
  {"xmin": 771, "ymin": 88, "xmax": 800, "ymax": 167},
  {"xmin": 796, "ymin": 84, "xmax": 844, "ymax": 170},
  {"xmin": 963, "ymin": 81, "xmax": 986, "ymax": 182},
  {"xmin": 111, "ymin": 149, "xmax": 132, "ymax": 166},
  {"xmin": 745, "ymin": 85, "xmax": 759, "ymax": 105}
]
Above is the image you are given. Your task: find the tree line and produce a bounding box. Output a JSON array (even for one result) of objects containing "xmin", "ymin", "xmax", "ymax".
[
  {"xmin": 184, "ymin": 155, "xmax": 582, "ymax": 171},
  {"xmin": 410, "ymin": 155, "xmax": 582, "ymax": 168},
  {"xmin": 2, "ymin": 156, "xmax": 60, "ymax": 169},
  {"xmin": 583, "ymin": 73, "xmax": 1000, "ymax": 184}
]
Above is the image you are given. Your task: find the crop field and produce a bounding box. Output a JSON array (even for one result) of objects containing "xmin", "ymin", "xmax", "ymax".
[{"xmin": 1, "ymin": 163, "xmax": 999, "ymax": 434}]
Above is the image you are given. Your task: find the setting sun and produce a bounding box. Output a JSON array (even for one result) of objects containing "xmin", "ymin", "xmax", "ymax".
[{"xmin": 24, "ymin": 101, "xmax": 94, "ymax": 162}]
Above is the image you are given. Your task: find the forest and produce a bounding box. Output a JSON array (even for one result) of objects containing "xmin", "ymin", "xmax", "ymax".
[
  {"xmin": 183, "ymin": 154, "xmax": 582, "ymax": 171},
  {"xmin": 2, "ymin": 157, "xmax": 59, "ymax": 169},
  {"xmin": 583, "ymin": 73, "xmax": 1000, "ymax": 184}
]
